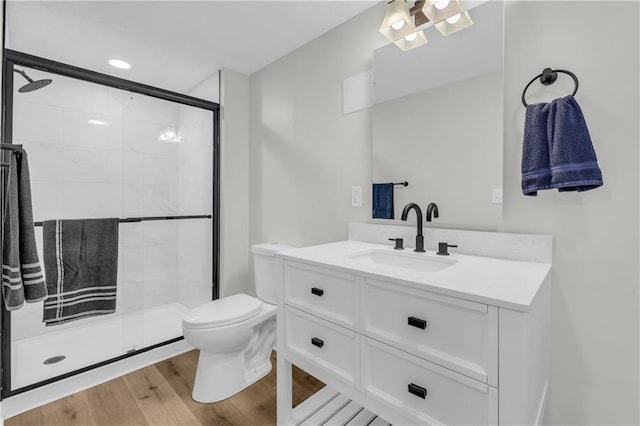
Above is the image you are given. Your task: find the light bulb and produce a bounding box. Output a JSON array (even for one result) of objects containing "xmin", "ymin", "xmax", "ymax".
[
  {"xmin": 446, "ymin": 13, "xmax": 461, "ymax": 24},
  {"xmin": 434, "ymin": 0, "xmax": 450, "ymax": 10},
  {"xmin": 404, "ymin": 32, "xmax": 418, "ymax": 41},
  {"xmin": 391, "ymin": 20, "xmax": 405, "ymax": 30}
]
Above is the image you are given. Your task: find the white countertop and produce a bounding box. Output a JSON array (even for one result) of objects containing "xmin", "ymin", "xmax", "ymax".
[{"xmin": 277, "ymin": 240, "xmax": 551, "ymax": 312}]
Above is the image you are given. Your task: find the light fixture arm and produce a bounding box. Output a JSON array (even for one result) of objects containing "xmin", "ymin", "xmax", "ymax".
[{"xmin": 410, "ymin": 1, "xmax": 429, "ymax": 27}]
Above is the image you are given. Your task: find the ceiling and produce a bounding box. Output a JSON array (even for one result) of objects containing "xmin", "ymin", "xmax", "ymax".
[{"xmin": 5, "ymin": 1, "xmax": 379, "ymax": 93}]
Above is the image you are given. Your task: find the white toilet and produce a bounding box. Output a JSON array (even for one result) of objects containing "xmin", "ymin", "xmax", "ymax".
[{"xmin": 182, "ymin": 243, "xmax": 293, "ymax": 403}]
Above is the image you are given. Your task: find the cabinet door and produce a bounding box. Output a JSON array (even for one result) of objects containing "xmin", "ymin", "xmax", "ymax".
[
  {"xmin": 285, "ymin": 262, "xmax": 357, "ymax": 329},
  {"xmin": 362, "ymin": 278, "xmax": 498, "ymax": 385},
  {"xmin": 362, "ymin": 337, "xmax": 498, "ymax": 426}
]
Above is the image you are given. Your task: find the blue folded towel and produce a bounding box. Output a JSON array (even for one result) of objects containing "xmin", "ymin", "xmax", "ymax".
[
  {"xmin": 372, "ymin": 183, "xmax": 394, "ymax": 219},
  {"xmin": 521, "ymin": 102, "xmax": 553, "ymax": 195},
  {"xmin": 522, "ymin": 95, "xmax": 603, "ymax": 195}
]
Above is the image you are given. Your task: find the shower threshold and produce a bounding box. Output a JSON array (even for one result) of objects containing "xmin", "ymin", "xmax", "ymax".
[{"xmin": 10, "ymin": 302, "xmax": 189, "ymax": 391}]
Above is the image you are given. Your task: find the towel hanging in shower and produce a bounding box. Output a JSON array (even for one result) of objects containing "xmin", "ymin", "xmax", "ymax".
[
  {"xmin": 42, "ymin": 218, "xmax": 119, "ymax": 326},
  {"xmin": 2, "ymin": 150, "xmax": 47, "ymax": 310}
]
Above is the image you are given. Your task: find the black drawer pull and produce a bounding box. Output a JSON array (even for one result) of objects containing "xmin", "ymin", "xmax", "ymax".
[
  {"xmin": 311, "ymin": 287, "xmax": 324, "ymax": 296},
  {"xmin": 311, "ymin": 337, "xmax": 324, "ymax": 348},
  {"xmin": 408, "ymin": 316, "xmax": 427, "ymax": 330},
  {"xmin": 408, "ymin": 383, "xmax": 427, "ymax": 399}
]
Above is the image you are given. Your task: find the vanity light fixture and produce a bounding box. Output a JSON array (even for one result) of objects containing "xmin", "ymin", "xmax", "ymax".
[
  {"xmin": 434, "ymin": 9, "xmax": 473, "ymax": 36},
  {"xmin": 383, "ymin": 0, "xmax": 473, "ymax": 51},
  {"xmin": 379, "ymin": 0, "xmax": 416, "ymax": 42},
  {"xmin": 421, "ymin": 0, "xmax": 464, "ymax": 24}
]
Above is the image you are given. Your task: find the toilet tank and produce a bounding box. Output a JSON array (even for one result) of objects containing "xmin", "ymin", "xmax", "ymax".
[{"xmin": 251, "ymin": 243, "xmax": 295, "ymax": 305}]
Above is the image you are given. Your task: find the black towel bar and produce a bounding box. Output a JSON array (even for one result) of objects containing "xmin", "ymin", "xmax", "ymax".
[
  {"xmin": 0, "ymin": 144, "xmax": 22, "ymax": 153},
  {"xmin": 521, "ymin": 68, "xmax": 579, "ymax": 107},
  {"xmin": 33, "ymin": 214, "xmax": 212, "ymax": 227},
  {"xmin": 393, "ymin": 181, "xmax": 409, "ymax": 187}
]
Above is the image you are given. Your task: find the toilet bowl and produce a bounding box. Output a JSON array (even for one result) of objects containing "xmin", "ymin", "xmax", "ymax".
[{"xmin": 182, "ymin": 243, "xmax": 293, "ymax": 403}]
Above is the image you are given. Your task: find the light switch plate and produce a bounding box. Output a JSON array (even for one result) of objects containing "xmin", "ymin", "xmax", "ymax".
[
  {"xmin": 351, "ymin": 186, "xmax": 363, "ymax": 207},
  {"xmin": 492, "ymin": 188, "xmax": 503, "ymax": 204}
]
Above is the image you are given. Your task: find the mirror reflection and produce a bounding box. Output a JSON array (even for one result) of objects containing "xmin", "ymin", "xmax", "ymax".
[{"xmin": 372, "ymin": 1, "xmax": 504, "ymax": 228}]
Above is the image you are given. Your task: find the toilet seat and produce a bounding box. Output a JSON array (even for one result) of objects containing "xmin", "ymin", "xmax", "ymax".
[{"xmin": 182, "ymin": 294, "xmax": 263, "ymax": 330}]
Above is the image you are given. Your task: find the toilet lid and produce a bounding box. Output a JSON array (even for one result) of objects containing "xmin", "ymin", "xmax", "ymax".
[{"xmin": 182, "ymin": 294, "xmax": 263, "ymax": 329}]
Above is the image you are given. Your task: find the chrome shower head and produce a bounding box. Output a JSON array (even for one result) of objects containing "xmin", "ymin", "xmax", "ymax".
[{"xmin": 14, "ymin": 68, "xmax": 52, "ymax": 93}]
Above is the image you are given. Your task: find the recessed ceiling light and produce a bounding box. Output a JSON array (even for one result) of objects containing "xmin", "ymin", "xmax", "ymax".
[
  {"xmin": 88, "ymin": 119, "xmax": 109, "ymax": 126},
  {"xmin": 108, "ymin": 59, "xmax": 131, "ymax": 70}
]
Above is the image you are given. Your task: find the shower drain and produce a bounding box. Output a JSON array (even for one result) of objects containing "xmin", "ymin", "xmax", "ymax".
[{"xmin": 43, "ymin": 355, "xmax": 66, "ymax": 365}]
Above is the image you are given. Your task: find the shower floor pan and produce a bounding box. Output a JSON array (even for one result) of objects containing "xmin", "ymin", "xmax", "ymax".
[{"xmin": 11, "ymin": 302, "xmax": 188, "ymax": 390}]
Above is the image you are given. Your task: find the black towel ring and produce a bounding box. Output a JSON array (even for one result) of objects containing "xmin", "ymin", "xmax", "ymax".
[{"xmin": 521, "ymin": 68, "xmax": 579, "ymax": 107}]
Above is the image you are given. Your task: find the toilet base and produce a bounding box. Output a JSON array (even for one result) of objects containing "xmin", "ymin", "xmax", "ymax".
[
  {"xmin": 192, "ymin": 350, "xmax": 272, "ymax": 403},
  {"xmin": 190, "ymin": 314, "xmax": 277, "ymax": 403}
]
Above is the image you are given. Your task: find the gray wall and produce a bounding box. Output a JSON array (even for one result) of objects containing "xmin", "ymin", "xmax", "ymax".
[
  {"xmin": 220, "ymin": 69, "xmax": 252, "ymax": 297},
  {"xmin": 501, "ymin": 2, "xmax": 639, "ymax": 424},
  {"xmin": 249, "ymin": 4, "xmax": 387, "ymax": 248},
  {"xmin": 247, "ymin": 1, "xmax": 639, "ymax": 424}
]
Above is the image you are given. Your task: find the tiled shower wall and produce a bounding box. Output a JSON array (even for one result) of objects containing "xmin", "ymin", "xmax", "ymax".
[{"xmin": 10, "ymin": 68, "xmax": 213, "ymax": 341}]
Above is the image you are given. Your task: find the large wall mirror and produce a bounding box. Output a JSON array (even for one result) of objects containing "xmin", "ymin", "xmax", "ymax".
[{"xmin": 372, "ymin": 0, "xmax": 504, "ymax": 229}]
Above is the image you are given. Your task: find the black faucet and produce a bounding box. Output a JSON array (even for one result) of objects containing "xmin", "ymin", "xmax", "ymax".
[
  {"xmin": 400, "ymin": 203, "xmax": 425, "ymax": 252},
  {"xmin": 426, "ymin": 202, "xmax": 439, "ymax": 222}
]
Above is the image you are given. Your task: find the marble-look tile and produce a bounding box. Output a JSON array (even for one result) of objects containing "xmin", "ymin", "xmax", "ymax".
[
  {"xmin": 123, "ymin": 118, "xmax": 146, "ymax": 153},
  {"xmin": 58, "ymin": 146, "xmax": 123, "ymax": 184},
  {"xmin": 143, "ymin": 245, "xmax": 179, "ymax": 306},
  {"xmin": 179, "ymin": 145, "xmax": 212, "ymax": 184},
  {"xmin": 31, "ymin": 181, "xmax": 63, "ymax": 221},
  {"xmin": 178, "ymin": 183, "xmax": 212, "ymax": 215},
  {"xmin": 62, "ymin": 109, "xmax": 123, "ymax": 150},
  {"xmin": 144, "ymin": 184, "xmax": 179, "ymax": 216},
  {"xmin": 348, "ymin": 222, "xmax": 552, "ymax": 263},
  {"xmin": 123, "ymin": 184, "xmax": 145, "ymax": 217},
  {"xmin": 124, "ymin": 151, "xmax": 145, "ymax": 184},
  {"xmin": 18, "ymin": 141, "xmax": 60, "ymax": 182},
  {"xmin": 13, "ymin": 101, "xmax": 63, "ymax": 144},
  {"xmin": 120, "ymin": 225, "xmax": 145, "ymax": 249},
  {"xmin": 177, "ymin": 221, "xmax": 212, "ymax": 308},
  {"xmin": 61, "ymin": 183, "xmax": 123, "ymax": 218},
  {"xmin": 124, "ymin": 92, "xmax": 179, "ymax": 125},
  {"xmin": 143, "ymin": 221, "xmax": 178, "ymax": 247},
  {"xmin": 144, "ymin": 153, "xmax": 179, "ymax": 185}
]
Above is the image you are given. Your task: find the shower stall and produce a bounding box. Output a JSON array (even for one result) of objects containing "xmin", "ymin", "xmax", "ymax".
[{"xmin": 0, "ymin": 50, "xmax": 220, "ymax": 397}]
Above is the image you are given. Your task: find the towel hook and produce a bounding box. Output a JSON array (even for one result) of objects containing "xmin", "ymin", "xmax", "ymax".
[{"xmin": 521, "ymin": 68, "xmax": 579, "ymax": 107}]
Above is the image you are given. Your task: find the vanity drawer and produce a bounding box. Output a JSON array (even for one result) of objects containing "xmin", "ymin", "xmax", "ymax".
[
  {"xmin": 363, "ymin": 337, "xmax": 497, "ymax": 426},
  {"xmin": 284, "ymin": 305, "xmax": 358, "ymax": 388},
  {"xmin": 285, "ymin": 261, "xmax": 357, "ymax": 329},
  {"xmin": 362, "ymin": 278, "xmax": 497, "ymax": 385}
]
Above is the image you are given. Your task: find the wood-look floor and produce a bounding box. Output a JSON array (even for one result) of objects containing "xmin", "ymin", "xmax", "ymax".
[{"xmin": 6, "ymin": 350, "xmax": 324, "ymax": 426}]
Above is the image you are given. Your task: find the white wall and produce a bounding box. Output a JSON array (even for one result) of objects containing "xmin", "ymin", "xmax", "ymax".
[
  {"xmin": 249, "ymin": 4, "xmax": 388, "ymax": 248},
  {"xmin": 248, "ymin": 1, "xmax": 639, "ymax": 424},
  {"xmin": 220, "ymin": 69, "xmax": 252, "ymax": 297},
  {"xmin": 501, "ymin": 2, "xmax": 639, "ymax": 424}
]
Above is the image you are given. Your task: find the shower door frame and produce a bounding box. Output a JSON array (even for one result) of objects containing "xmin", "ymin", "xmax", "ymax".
[{"xmin": 0, "ymin": 49, "xmax": 220, "ymax": 398}]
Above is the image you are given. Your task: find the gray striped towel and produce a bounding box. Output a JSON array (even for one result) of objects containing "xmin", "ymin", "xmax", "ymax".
[
  {"xmin": 42, "ymin": 218, "xmax": 119, "ymax": 326},
  {"xmin": 2, "ymin": 150, "xmax": 47, "ymax": 310}
]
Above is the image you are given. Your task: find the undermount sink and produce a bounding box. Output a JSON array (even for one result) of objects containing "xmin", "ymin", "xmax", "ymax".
[{"xmin": 346, "ymin": 249, "xmax": 457, "ymax": 273}]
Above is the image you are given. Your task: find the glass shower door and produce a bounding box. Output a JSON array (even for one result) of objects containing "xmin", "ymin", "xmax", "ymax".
[{"xmin": 5, "ymin": 62, "xmax": 214, "ymax": 394}]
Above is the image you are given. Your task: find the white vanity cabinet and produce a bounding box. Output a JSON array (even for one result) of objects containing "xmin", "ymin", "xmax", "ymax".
[{"xmin": 276, "ymin": 240, "xmax": 550, "ymax": 426}]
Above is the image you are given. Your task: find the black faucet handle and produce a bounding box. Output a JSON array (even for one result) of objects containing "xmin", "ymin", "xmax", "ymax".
[
  {"xmin": 437, "ymin": 242, "xmax": 457, "ymax": 256},
  {"xmin": 388, "ymin": 238, "xmax": 404, "ymax": 250}
]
